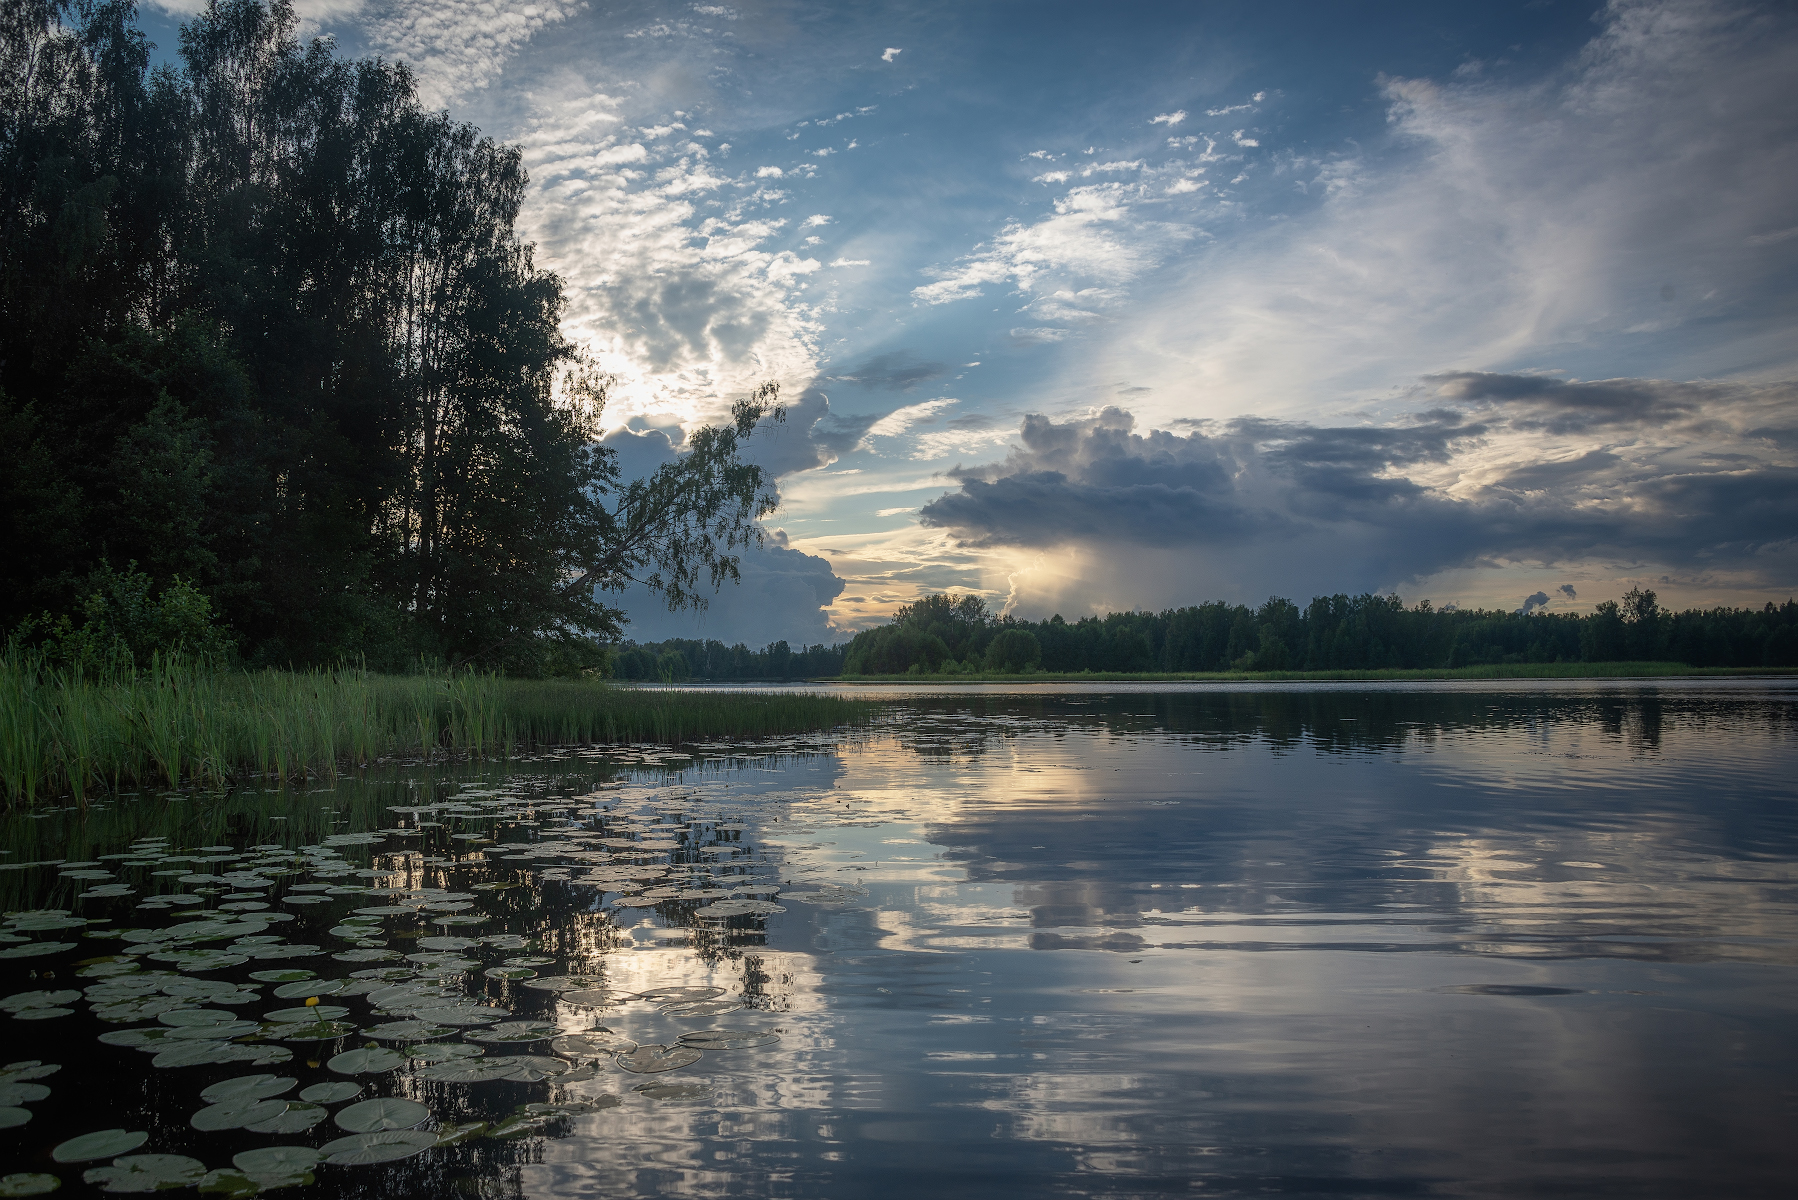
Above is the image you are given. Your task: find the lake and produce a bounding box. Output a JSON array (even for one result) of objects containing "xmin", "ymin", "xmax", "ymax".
[{"xmin": 0, "ymin": 681, "xmax": 1793, "ymax": 1198}]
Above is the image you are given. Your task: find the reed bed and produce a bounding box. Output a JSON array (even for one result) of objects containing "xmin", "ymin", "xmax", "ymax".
[{"xmin": 0, "ymin": 650, "xmax": 875, "ymax": 806}]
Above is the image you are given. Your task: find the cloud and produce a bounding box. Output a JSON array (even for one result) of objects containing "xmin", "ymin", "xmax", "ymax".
[
  {"xmin": 865, "ymin": 398, "xmax": 958, "ymax": 440},
  {"xmin": 740, "ymin": 386, "xmax": 957, "ymax": 476},
  {"xmin": 360, "ymin": 1, "xmax": 580, "ymax": 109},
  {"xmin": 802, "ymin": 214, "xmax": 833, "ymax": 227},
  {"xmin": 917, "ymin": 376, "xmax": 1798, "ymax": 611},
  {"xmin": 514, "ymin": 84, "xmax": 823, "ymax": 434},
  {"xmin": 912, "ymin": 182, "xmax": 1186, "ymax": 306},
  {"xmin": 755, "ymin": 166, "xmax": 784, "ymax": 178},
  {"xmin": 1009, "ymin": 327, "xmax": 1072, "ymax": 346},
  {"xmin": 829, "ymin": 352, "xmax": 947, "ymax": 391},
  {"xmin": 612, "ymin": 538, "xmax": 848, "ymax": 647},
  {"xmin": 1559, "ymin": 584, "xmax": 1579, "ymax": 600},
  {"xmin": 1087, "ymin": 0, "xmax": 1798, "ymax": 424},
  {"xmin": 1516, "ymin": 591, "xmax": 1550, "ymax": 615},
  {"xmin": 830, "ymin": 258, "xmax": 871, "ymax": 267},
  {"xmin": 882, "ymin": 47, "xmax": 902, "ymax": 62},
  {"xmin": 1151, "ymin": 110, "xmax": 1187, "ymax": 126}
]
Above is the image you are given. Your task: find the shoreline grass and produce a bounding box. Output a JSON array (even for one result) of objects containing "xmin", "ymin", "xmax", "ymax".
[
  {"xmin": 0, "ymin": 652, "xmax": 876, "ymax": 806},
  {"xmin": 828, "ymin": 661, "xmax": 1798, "ymax": 684}
]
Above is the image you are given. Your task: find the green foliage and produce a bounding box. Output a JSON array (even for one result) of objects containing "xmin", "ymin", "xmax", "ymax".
[
  {"xmin": 0, "ymin": 651, "xmax": 875, "ymax": 805},
  {"xmin": 15, "ymin": 563, "xmax": 233, "ymax": 672},
  {"xmin": 609, "ymin": 638, "xmax": 845, "ymax": 681},
  {"xmin": 983, "ymin": 629, "xmax": 1041, "ymax": 673},
  {"xmin": 1, "ymin": 1, "xmax": 781, "ymax": 673},
  {"xmin": 837, "ymin": 590, "xmax": 1798, "ymax": 676}
]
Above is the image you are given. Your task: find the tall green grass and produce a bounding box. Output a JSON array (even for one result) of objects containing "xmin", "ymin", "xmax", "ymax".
[{"xmin": 0, "ymin": 650, "xmax": 875, "ymax": 806}]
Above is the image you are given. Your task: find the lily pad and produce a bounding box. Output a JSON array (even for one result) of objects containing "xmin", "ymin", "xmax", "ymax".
[
  {"xmin": 615, "ymin": 1044, "xmax": 702, "ymax": 1074},
  {"xmin": 0, "ymin": 1109, "xmax": 30, "ymax": 1130},
  {"xmin": 0, "ymin": 1173, "xmax": 60, "ymax": 1196},
  {"xmin": 298, "ymin": 1081, "xmax": 360, "ymax": 1104},
  {"xmin": 1, "ymin": 991, "xmax": 79, "ymax": 1013},
  {"xmin": 677, "ymin": 1029, "xmax": 781, "ymax": 1050},
  {"xmin": 193, "ymin": 1170, "xmax": 260, "ymax": 1198},
  {"xmin": 464, "ymin": 1021, "xmax": 555, "ymax": 1044},
  {"xmin": 660, "ymin": 999, "xmax": 741, "ymax": 1018},
  {"xmin": 52, "ymin": 1130, "xmax": 148, "ymax": 1163},
  {"xmin": 272, "ymin": 979, "xmax": 342, "ymax": 999},
  {"xmin": 83, "ymin": 1155, "xmax": 206, "ymax": 1193},
  {"xmin": 637, "ymin": 986, "xmax": 726, "ymax": 1002},
  {"xmin": 430, "ymin": 1122, "xmax": 487, "ymax": 1147},
  {"xmin": 482, "ymin": 967, "xmax": 536, "ymax": 981},
  {"xmin": 333, "ymin": 1098, "xmax": 429, "ymax": 1133},
  {"xmin": 490, "ymin": 1056, "xmax": 570, "ymax": 1083},
  {"xmin": 363, "ymin": 1020, "xmax": 452, "ymax": 1042},
  {"xmin": 326, "ymin": 1048, "xmax": 405, "ymax": 1075},
  {"xmin": 560, "ymin": 989, "xmax": 623, "ymax": 1008},
  {"xmin": 414, "ymin": 1057, "xmax": 516, "ymax": 1084},
  {"xmin": 159, "ymin": 1008, "xmax": 238, "ymax": 1027},
  {"xmin": 153, "ymin": 1041, "xmax": 248, "ymax": 1069},
  {"xmin": 191, "ymin": 1097, "xmax": 290, "ymax": 1131},
  {"xmin": 549, "ymin": 1031, "xmax": 637, "ymax": 1059},
  {"xmin": 406, "ymin": 1006, "xmax": 503, "ymax": 1027},
  {"xmin": 262, "ymin": 1005, "xmax": 348, "ymax": 1022},
  {"xmin": 0, "ymin": 1062, "xmax": 59, "ymax": 1083},
  {"xmin": 0, "ymin": 943, "xmax": 74, "ymax": 960},
  {"xmin": 231, "ymin": 1147, "xmax": 320, "ymax": 1176},
  {"xmin": 319, "ymin": 1130, "xmax": 436, "ymax": 1166},
  {"xmin": 243, "ymin": 1101, "xmax": 327, "ymax": 1134},
  {"xmin": 260, "ymin": 1020, "xmax": 355, "ymax": 1042},
  {"xmin": 632, "ymin": 1082, "xmax": 712, "ymax": 1100},
  {"xmin": 200, "ymin": 1075, "xmax": 295, "ymax": 1104},
  {"xmin": 518, "ymin": 975, "xmax": 603, "ymax": 993},
  {"xmin": 0, "ymin": 1084, "xmax": 48, "ymax": 1106},
  {"xmin": 406, "ymin": 1043, "xmax": 483, "ymax": 1064},
  {"xmin": 246, "ymin": 970, "xmax": 313, "ymax": 983}
]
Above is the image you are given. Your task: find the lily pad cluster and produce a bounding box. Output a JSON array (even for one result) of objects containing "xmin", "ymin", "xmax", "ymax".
[{"xmin": 0, "ymin": 771, "xmax": 861, "ymax": 1192}]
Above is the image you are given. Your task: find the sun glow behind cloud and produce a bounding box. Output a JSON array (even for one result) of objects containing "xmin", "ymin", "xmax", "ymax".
[{"xmin": 271, "ymin": 0, "xmax": 1798, "ymax": 637}]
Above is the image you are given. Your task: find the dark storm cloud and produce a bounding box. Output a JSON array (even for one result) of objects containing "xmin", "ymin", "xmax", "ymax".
[
  {"xmin": 747, "ymin": 384, "xmax": 969, "ymax": 477},
  {"xmin": 919, "ymin": 376, "xmax": 1798, "ymax": 593},
  {"xmin": 826, "ymin": 351, "xmax": 948, "ymax": 391},
  {"xmin": 613, "ymin": 535, "xmax": 847, "ymax": 647},
  {"xmin": 738, "ymin": 386, "xmax": 887, "ymax": 478},
  {"xmin": 1517, "ymin": 592, "xmax": 1550, "ymax": 615},
  {"xmin": 1426, "ymin": 372, "xmax": 1711, "ymax": 434}
]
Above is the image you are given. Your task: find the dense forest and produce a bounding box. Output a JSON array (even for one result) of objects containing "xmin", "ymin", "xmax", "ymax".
[
  {"xmin": 611, "ymin": 639, "xmax": 849, "ymax": 683},
  {"xmin": 2, "ymin": 0, "xmax": 777, "ymax": 677},
  {"xmin": 840, "ymin": 591, "xmax": 1798, "ymax": 676}
]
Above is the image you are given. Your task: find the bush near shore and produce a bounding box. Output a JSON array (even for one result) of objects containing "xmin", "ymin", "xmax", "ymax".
[{"xmin": 0, "ymin": 653, "xmax": 874, "ymax": 806}]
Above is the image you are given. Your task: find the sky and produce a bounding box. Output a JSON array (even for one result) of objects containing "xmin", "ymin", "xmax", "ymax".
[{"xmin": 142, "ymin": 0, "xmax": 1798, "ymax": 646}]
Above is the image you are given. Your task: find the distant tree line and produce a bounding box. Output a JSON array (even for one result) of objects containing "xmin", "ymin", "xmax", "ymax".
[
  {"xmin": 2, "ymin": 1, "xmax": 778, "ymax": 677},
  {"xmin": 840, "ymin": 590, "xmax": 1798, "ymax": 676},
  {"xmin": 611, "ymin": 639, "xmax": 849, "ymax": 683}
]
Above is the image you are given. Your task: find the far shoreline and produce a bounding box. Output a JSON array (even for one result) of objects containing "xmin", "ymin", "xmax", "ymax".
[{"xmin": 815, "ymin": 662, "xmax": 1798, "ymax": 684}]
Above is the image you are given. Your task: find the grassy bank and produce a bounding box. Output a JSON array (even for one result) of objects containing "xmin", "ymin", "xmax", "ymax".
[
  {"xmin": 0, "ymin": 653, "xmax": 875, "ymax": 806},
  {"xmin": 831, "ymin": 661, "xmax": 1798, "ymax": 684}
]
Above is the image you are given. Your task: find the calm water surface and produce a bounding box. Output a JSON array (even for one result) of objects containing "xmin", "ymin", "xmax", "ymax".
[{"xmin": 1, "ymin": 682, "xmax": 1794, "ymax": 1198}]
